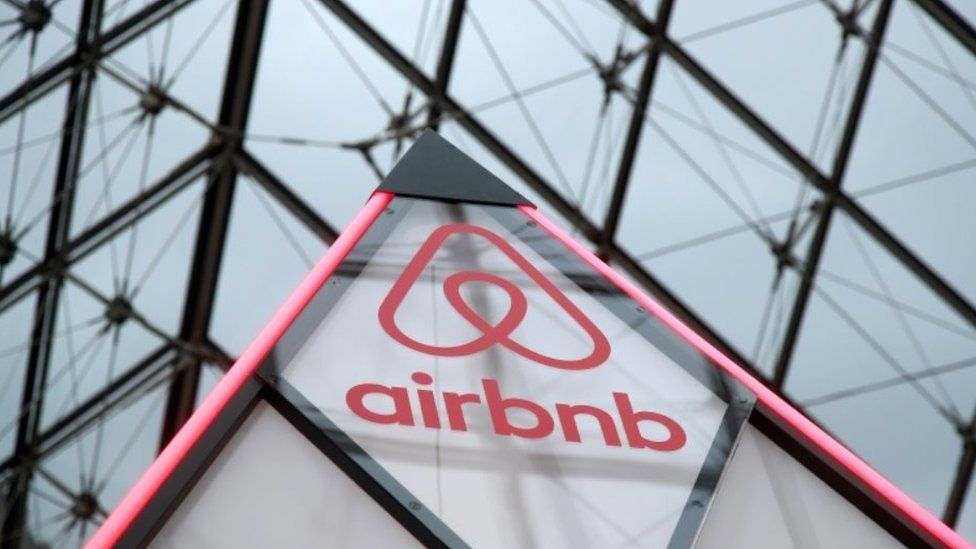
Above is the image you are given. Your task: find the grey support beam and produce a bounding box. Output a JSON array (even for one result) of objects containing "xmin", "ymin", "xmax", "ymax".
[
  {"xmin": 158, "ymin": 0, "xmax": 270, "ymax": 449},
  {"xmin": 427, "ymin": 0, "xmax": 466, "ymax": 130},
  {"xmin": 600, "ymin": 0, "xmax": 674, "ymax": 255},
  {"xmin": 773, "ymin": 0, "xmax": 895, "ymax": 389},
  {"xmin": 911, "ymin": 0, "xmax": 976, "ymax": 58},
  {"xmin": 944, "ymin": 429, "xmax": 976, "ymax": 526},
  {"xmin": 234, "ymin": 149, "xmax": 339, "ymax": 243}
]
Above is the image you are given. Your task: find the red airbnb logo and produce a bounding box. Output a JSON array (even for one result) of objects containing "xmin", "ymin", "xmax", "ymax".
[
  {"xmin": 354, "ymin": 223, "xmax": 685, "ymax": 453},
  {"xmin": 378, "ymin": 223, "xmax": 611, "ymax": 370}
]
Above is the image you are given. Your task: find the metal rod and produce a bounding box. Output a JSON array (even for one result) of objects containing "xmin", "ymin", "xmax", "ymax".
[
  {"xmin": 600, "ymin": 0, "xmax": 674, "ymax": 255},
  {"xmin": 158, "ymin": 0, "xmax": 271, "ymax": 449},
  {"xmin": 233, "ymin": 150, "xmax": 339, "ymax": 243},
  {"xmin": 773, "ymin": 0, "xmax": 895, "ymax": 388},
  {"xmin": 910, "ymin": 0, "xmax": 976, "ymax": 58},
  {"xmin": 427, "ymin": 0, "xmax": 466, "ymax": 130}
]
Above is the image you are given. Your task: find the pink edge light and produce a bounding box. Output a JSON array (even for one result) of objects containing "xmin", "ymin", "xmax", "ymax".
[
  {"xmin": 85, "ymin": 191, "xmax": 394, "ymax": 549},
  {"xmin": 519, "ymin": 204, "xmax": 972, "ymax": 549}
]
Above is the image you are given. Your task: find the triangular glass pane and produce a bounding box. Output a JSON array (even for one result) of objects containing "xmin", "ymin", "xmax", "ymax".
[{"xmin": 671, "ymin": 0, "xmax": 866, "ymax": 163}]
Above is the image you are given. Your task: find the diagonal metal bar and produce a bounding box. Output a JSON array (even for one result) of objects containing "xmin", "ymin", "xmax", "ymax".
[
  {"xmin": 773, "ymin": 0, "xmax": 896, "ymax": 389},
  {"xmin": 427, "ymin": 0, "xmax": 466, "ymax": 130},
  {"xmin": 600, "ymin": 0, "xmax": 674, "ymax": 254},
  {"xmin": 603, "ymin": 0, "xmax": 976, "ymax": 336},
  {"xmin": 63, "ymin": 145, "xmax": 217, "ymax": 267},
  {"xmin": 233, "ymin": 149, "xmax": 339, "ymax": 243},
  {"xmin": 1, "ymin": 0, "xmax": 103, "ymax": 543},
  {"xmin": 944, "ymin": 421, "xmax": 976, "ymax": 526},
  {"xmin": 158, "ymin": 0, "xmax": 270, "ymax": 449},
  {"xmin": 910, "ymin": 0, "xmax": 976, "ymax": 58}
]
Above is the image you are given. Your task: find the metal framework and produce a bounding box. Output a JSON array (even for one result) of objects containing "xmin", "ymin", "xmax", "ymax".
[{"xmin": 0, "ymin": 0, "xmax": 975, "ymax": 545}]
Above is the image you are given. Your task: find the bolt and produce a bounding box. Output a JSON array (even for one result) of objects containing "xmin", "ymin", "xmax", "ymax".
[
  {"xmin": 104, "ymin": 295, "xmax": 133, "ymax": 326},
  {"xmin": 0, "ymin": 232, "xmax": 16, "ymax": 267},
  {"xmin": 71, "ymin": 492, "xmax": 98, "ymax": 520},
  {"xmin": 139, "ymin": 85, "xmax": 166, "ymax": 116},
  {"xmin": 19, "ymin": 0, "xmax": 51, "ymax": 33}
]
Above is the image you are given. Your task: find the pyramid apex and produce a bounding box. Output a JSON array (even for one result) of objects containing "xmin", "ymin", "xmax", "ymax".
[{"xmin": 376, "ymin": 129, "xmax": 533, "ymax": 207}]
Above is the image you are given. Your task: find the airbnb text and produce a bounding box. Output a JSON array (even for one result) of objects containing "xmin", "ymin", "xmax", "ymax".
[{"xmin": 345, "ymin": 372, "xmax": 686, "ymax": 452}]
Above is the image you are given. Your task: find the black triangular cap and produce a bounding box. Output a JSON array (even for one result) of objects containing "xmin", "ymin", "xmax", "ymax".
[{"xmin": 376, "ymin": 129, "xmax": 533, "ymax": 207}]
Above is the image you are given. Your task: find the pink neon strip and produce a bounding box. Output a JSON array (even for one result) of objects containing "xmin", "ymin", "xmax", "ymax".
[
  {"xmin": 86, "ymin": 192, "xmax": 394, "ymax": 549},
  {"xmin": 519, "ymin": 205, "xmax": 971, "ymax": 549}
]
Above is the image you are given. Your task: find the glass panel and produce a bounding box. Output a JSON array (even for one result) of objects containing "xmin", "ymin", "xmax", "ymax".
[
  {"xmin": 0, "ymin": 0, "xmax": 80, "ymax": 98},
  {"xmin": 617, "ymin": 55, "xmax": 812, "ymax": 363},
  {"xmin": 448, "ymin": 0, "xmax": 639, "ymax": 217},
  {"xmin": 272, "ymin": 196, "xmax": 751, "ymax": 547},
  {"xmin": 69, "ymin": 72, "xmax": 210, "ymax": 239},
  {"xmin": 28, "ymin": 381, "xmax": 170, "ymax": 546},
  {"xmin": 246, "ymin": 0, "xmax": 417, "ymax": 229},
  {"xmin": 0, "ymin": 82, "xmax": 69, "ymax": 283},
  {"xmin": 670, "ymin": 0, "xmax": 867, "ymax": 164},
  {"xmin": 209, "ymin": 174, "xmax": 326, "ymax": 356},
  {"xmin": 0, "ymin": 293, "xmax": 34, "ymax": 461},
  {"xmin": 103, "ymin": 0, "xmax": 237, "ymax": 120},
  {"xmin": 784, "ymin": 211, "xmax": 976, "ymax": 516},
  {"xmin": 845, "ymin": 0, "xmax": 976, "ymax": 305}
]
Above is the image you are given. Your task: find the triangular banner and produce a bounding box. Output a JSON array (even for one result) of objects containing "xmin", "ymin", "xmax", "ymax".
[{"xmin": 89, "ymin": 131, "xmax": 967, "ymax": 548}]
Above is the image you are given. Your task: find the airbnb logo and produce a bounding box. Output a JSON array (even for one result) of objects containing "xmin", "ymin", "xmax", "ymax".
[
  {"xmin": 378, "ymin": 223, "xmax": 610, "ymax": 370},
  {"xmin": 350, "ymin": 223, "xmax": 686, "ymax": 453}
]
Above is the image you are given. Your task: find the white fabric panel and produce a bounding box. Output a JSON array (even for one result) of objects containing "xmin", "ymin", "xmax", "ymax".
[
  {"xmin": 151, "ymin": 403, "xmax": 422, "ymax": 548},
  {"xmin": 694, "ymin": 424, "xmax": 902, "ymax": 548}
]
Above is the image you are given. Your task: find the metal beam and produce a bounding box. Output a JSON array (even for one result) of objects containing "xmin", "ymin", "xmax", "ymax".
[
  {"xmin": 773, "ymin": 0, "xmax": 895, "ymax": 388},
  {"xmin": 600, "ymin": 0, "xmax": 674, "ymax": 255},
  {"xmin": 911, "ymin": 0, "xmax": 976, "ymax": 58},
  {"xmin": 1, "ymin": 0, "xmax": 102, "ymax": 542},
  {"xmin": 158, "ymin": 0, "xmax": 270, "ymax": 449},
  {"xmin": 944, "ymin": 428, "xmax": 976, "ymax": 526},
  {"xmin": 234, "ymin": 150, "xmax": 339, "ymax": 243},
  {"xmin": 427, "ymin": 0, "xmax": 466, "ymax": 129}
]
